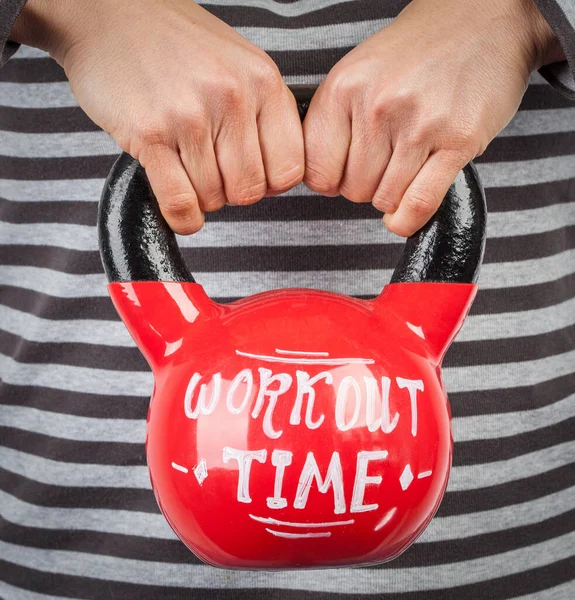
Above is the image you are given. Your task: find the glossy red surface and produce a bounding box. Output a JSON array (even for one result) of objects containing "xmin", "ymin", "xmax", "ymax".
[{"xmin": 109, "ymin": 281, "xmax": 476, "ymax": 569}]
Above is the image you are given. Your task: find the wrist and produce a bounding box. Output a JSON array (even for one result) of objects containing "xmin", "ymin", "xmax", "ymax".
[
  {"xmin": 9, "ymin": 0, "xmax": 87, "ymax": 65},
  {"xmin": 521, "ymin": 0, "xmax": 565, "ymax": 69}
]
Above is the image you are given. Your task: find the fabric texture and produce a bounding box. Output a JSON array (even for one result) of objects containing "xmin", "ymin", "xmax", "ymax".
[
  {"xmin": 0, "ymin": 1, "xmax": 574, "ymax": 599},
  {"xmin": 534, "ymin": 0, "xmax": 575, "ymax": 96},
  {"xmin": 0, "ymin": 0, "xmax": 27, "ymax": 67}
]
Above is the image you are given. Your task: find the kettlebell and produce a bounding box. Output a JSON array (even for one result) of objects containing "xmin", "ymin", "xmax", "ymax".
[{"xmin": 98, "ymin": 84, "xmax": 486, "ymax": 570}]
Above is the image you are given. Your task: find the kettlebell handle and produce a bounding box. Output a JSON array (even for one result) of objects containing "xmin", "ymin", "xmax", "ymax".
[{"xmin": 99, "ymin": 84, "xmax": 486, "ymax": 286}]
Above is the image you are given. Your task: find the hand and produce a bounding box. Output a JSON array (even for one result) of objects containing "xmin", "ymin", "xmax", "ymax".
[
  {"xmin": 11, "ymin": 0, "xmax": 305, "ymax": 234},
  {"xmin": 302, "ymin": 0, "xmax": 563, "ymax": 237}
]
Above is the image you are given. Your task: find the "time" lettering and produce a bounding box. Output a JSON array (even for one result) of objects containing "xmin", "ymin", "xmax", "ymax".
[{"xmin": 222, "ymin": 447, "xmax": 389, "ymax": 514}]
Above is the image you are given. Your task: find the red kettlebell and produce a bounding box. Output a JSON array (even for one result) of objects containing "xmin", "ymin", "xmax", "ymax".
[{"xmin": 99, "ymin": 85, "xmax": 486, "ymax": 570}]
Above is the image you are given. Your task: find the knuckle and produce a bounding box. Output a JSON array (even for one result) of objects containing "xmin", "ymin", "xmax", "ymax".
[
  {"xmin": 137, "ymin": 121, "xmax": 172, "ymax": 151},
  {"xmin": 372, "ymin": 194, "xmax": 399, "ymax": 213},
  {"xmin": 161, "ymin": 192, "xmax": 197, "ymax": 219},
  {"xmin": 370, "ymin": 92, "xmax": 398, "ymax": 122},
  {"xmin": 339, "ymin": 182, "xmax": 372, "ymax": 204},
  {"xmin": 383, "ymin": 87, "xmax": 417, "ymax": 114},
  {"xmin": 406, "ymin": 120, "xmax": 438, "ymax": 147},
  {"xmin": 161, "ymin": 195, "xmax": 204, "ymax": 234},
  {"xmin": 405, "ymin": 191, "xmax": 436, "ymax": 217},
  {"xmin": 370, "ymin": 102, "xmax": 392, "ymax": 123},
  {"xmin": 228, "ymin": 176, "xmax": 267, "ymax": 205},
  {"xmin": 326, "ymin": 67, "xmax": 360, "ymax": 98},
  {"xmin": 452, "ymin": 128, "xmax": 477, "ymax": 151},
  {"xmin": 304, "ymin": 161, "xmax": 339, "ymax": 195},
  {"xmin": 267, "ymin": 163, "xmax": 304, "ymax": 192},
  {"xmin": 218, "ymin": 76, "xmax": 247, "ymax": 110},
  {"xmin": 199, "ymin": 189, "xmax": 227, "ymax": 212},
  {"xmin": 441, "ymin": 122, "xmax": 481, "ymax": 157},
  {"xmin": 372, "ymin": 179, "xmax": 397, "ymax": 209},
  {"xmin": 174, "ymin": 218, "xmax": 205, "ymax": 235},
  {"xmin": 180, "ymin": 106, "xmax": 208, "ymax": 132},
  {"xmin": 254, "ymin": 59, "xmax": 283, "ymax": 88}
]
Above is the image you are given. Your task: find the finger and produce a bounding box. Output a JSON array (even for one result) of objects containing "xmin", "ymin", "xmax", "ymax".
[
  {"xmin": 303, "ymin": 85, "xmax": 351, "ymax": 196},
  {"xmin": 214, "ymin": 104, "xmax": 267, "ymax": 206},
  {"xmin": 338, "ymin": 111, "xmax": 392, "ymax": 203},
  {"xmin": 179, "ymin": 123, "xmax": 226, "ymax": 213},
  {"xmin": 140, "ymin": 143, "xmax": 204, "ymax": 235},
  {"xmin": 258, "ymin": 85, "xmax": 305, "ymax": 196},
  {"xmin": 383, "ymin": 151, "xmax": 467, "ymax": 238},
  {"xmin": 372, "ymin": 140, "xmax": 429, "ymax": 214}
]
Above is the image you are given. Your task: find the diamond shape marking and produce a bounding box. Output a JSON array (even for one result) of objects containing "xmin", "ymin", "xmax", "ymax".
[
  {"xmin": 193, "ymin": 458, "xmax": 208, "ymax": 486},
  {"xmin": 400, "ymin": 464, "xmax": 414, "ymax": 491}
]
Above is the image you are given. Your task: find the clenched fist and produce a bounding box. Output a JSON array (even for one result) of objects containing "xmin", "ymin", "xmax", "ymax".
[
  {"xmin": 303, "ymin": 0, "xmax": 563, "ymax": 237},
  {"xmin": 12, "ymin": 0, "xmax": 305, "ymax": 234}
]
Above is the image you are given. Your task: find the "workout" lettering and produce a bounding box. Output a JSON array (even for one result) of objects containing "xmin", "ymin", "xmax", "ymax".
[{"xmin": 184, "ymin": 367, "xmax": 422, "ymax": 439}]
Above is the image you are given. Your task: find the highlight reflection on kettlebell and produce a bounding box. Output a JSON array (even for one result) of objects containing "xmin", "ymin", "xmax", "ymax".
[{"xmin": 98, "ymin": 84, "xmax": 486, "ymax": 570}]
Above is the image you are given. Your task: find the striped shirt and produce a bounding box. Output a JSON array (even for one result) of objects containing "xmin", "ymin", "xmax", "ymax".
[{"xmin": 1, "ymin": 1, "xmax": 574, "ymax": 598}]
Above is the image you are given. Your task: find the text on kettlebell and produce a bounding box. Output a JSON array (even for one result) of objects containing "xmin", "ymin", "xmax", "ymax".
[{"xmin": 183, "ymin": 367, "xmax": 423, "ymax": 439}]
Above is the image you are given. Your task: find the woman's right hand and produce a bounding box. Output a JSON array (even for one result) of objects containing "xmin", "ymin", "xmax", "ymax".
[{"xmin": 11, "ymin": 0, "xmax": 305, "ymax": 233}]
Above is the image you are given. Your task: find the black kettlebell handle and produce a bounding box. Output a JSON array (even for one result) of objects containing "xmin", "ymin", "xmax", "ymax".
[{"xmin": 99, "ymin": 84, "xmax": 486, "ymax": 286}]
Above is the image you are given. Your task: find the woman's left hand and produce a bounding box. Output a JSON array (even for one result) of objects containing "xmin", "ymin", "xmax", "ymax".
[{"xmin": 303, "ymin": 0, "xmax": 563, "ymax": 237}]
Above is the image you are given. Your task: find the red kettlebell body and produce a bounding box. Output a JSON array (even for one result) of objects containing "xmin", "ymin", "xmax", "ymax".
[{"xmin": 109, "ymin": 280, "xmax": 476, "ymax": 568}]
